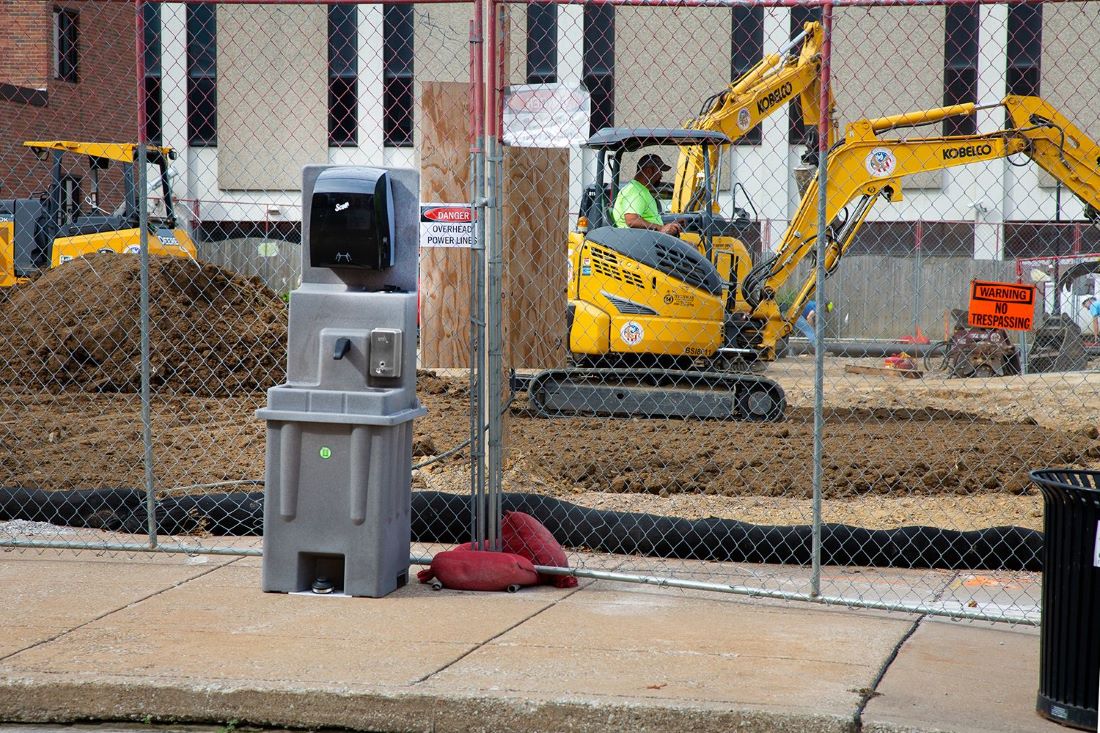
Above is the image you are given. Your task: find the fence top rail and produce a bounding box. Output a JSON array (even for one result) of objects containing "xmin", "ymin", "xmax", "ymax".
[
  {"xmin": 137, "ymin": 0, "xmax": 1069, "ymax": 5},
  {"xmin": 495, "ymin": 0, "xmax": 1062, "ymax": 7}
]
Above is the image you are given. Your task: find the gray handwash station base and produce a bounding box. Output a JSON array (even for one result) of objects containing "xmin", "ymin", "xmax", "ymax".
[{"xmin": 258, "ymin": 166, "xmax": 425, "ymax": 598}]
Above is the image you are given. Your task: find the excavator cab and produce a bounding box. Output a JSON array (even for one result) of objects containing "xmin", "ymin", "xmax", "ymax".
[
  {"xmin": 525, "ymin": 125, "xmax": 787, "ymax": 421},
  {"xmin": 576, "ymin": 128, "xmax": 754, "ymax": 245}
]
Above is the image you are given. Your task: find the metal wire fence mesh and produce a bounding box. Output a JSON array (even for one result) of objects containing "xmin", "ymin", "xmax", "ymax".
[
  {"xmin": 489, "ymin": 0, "xmax": 1100, "ymax": 623},
  {"xmin": 1, "ymin": 0, "xmax": 1098, "ymax": 623}
]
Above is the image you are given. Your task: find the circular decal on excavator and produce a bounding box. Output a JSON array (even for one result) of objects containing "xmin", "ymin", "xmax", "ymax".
[
  {"xmin": 736, "ymin": 108, "xmax": 752, "ymax": 132},
  {"xmin": 865, "ymin": 148, "xmax": 897, "ymax": 178},
  {"xmin": 620, "ymin": 321, "xmax": 645, "ymax": 347}
]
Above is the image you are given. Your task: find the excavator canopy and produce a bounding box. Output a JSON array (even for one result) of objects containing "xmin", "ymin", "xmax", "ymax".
[{"xmin": 584, "ymin": 128, "xmax": 731, "ymax": 153}]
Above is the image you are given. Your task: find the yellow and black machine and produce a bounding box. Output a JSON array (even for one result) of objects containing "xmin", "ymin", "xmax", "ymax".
[
  {"xmin": 521, "ymin": 23, "xmax": 832, "ymax": 421},
  {"xmin": 0, "ymin": 141, "xmax": 197, "ymax": 288},
  {"xmin": 523, "ymin": 94, "xmax": 1100, "ymax": 421}
]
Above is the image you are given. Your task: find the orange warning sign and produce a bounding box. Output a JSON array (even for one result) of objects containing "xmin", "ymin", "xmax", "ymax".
[{"xmin": 967, "ymin": 280, "xmax": 1036, "ymax": 331}]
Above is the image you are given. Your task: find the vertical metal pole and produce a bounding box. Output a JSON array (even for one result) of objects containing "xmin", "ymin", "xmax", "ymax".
[
  {"xmin": 135, "ymin": 0, "xmax": 157, "ymax": 548},
  {"xmin": 913, "ymin": 220, "xmax": 923, "ymax": 338},
  {"xmin": 485, "ymin": 0, "xmax": 507, "ymax": 550},
  {"xmin": 811, "ymin": 1, "xmax": 833, "ymax": 597},
  {"xmin": 468, "ymin": 6, "xmax": 487, "ymax": 548}
]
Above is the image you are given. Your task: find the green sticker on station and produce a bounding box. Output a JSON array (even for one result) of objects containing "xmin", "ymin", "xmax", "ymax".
[{"xmin": 319, "ymin": 447, "xmax": 332, "ymax": 460}]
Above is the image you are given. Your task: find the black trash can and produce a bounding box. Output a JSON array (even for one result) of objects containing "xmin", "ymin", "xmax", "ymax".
[{"xmin": 1030, "ymin": 469, "xmax": 1100, "ymax": 730}]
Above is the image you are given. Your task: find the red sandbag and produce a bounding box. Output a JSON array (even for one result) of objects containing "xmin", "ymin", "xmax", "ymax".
[
  {"xmin": 501, "ymin": 511, "xmax": 578, "ymax": 588},
  {"xmin": 417, "ymin": 548, "xmax": 539, "ymax": 592}
]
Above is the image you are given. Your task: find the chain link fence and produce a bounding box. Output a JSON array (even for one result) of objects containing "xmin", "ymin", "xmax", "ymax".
[{"xmin": 1, "ymin": 0, "xmax": 1098, "ymax": 623}]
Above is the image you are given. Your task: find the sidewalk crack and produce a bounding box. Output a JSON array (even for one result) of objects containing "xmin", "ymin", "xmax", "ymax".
[
  {"xmin": 0, "ymin": 557, "xmax": 241, "ymax": 664},
  {"xmin": 852, "ymin": 571, "xmax": 960, "ymax": 732},
  {"xmin": 411, "ymin": 580, "xmax": 590, "ymax": 687}
]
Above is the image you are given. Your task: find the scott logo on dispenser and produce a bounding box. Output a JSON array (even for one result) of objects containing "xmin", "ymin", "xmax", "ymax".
[{"xmin": 334, "ymin": 201, "xmax": 350, "ymax": 212}]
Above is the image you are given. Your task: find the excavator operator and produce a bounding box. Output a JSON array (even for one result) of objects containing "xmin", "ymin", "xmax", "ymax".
[{"xmin": 611, "ymin": 153, "xmax": 684, "ymax": 236}]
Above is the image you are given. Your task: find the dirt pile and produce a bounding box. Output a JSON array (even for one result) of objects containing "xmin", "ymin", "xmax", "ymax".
[{"xmin": 0, "ymin": 254, "xmax": 287, "ymax": 396}]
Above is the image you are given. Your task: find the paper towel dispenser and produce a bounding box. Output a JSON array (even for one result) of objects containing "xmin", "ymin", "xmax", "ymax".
[{"xmin": 309, "ymin": 167, "xmax": 395, "ymax": 270}]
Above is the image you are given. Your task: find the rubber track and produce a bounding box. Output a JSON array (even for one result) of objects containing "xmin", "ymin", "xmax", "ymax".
[{"xmin": 527, "ymin": 367, "xmax": 787, "ymax": 421}]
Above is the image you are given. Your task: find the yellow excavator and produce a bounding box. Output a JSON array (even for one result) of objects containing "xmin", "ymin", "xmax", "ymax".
[
  {"xmin": 525, "ymin": 95, "xmax": 1100, "ymax": 421},
  {"xmin": 522, "ymin": 22, "xmax": 832, "ymax": 420},
  {"xmin": 0, "ymin": 141, "xmax": 197, "ymax": 288}
]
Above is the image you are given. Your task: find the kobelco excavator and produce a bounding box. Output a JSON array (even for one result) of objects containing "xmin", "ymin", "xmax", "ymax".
[
  {"xmin": 524, "ymin": 95, "xmax": 1100, "ymax": 422},
  {"xmin": 517, "ymin": 24, "xmax": 833, "ymax": 422},
  {"xmin": 0, "ymin": 141, "xmax": 197, "ymax": 288}
]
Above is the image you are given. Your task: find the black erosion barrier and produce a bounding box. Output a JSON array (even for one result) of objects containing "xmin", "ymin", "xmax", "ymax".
[{"xmin": 0, "ymin": 487, "xmax": 1042, "ymax": 571}]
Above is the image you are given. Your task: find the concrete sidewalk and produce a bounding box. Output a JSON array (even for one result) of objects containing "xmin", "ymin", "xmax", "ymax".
[{"xmin": 0, "ymin": 549, "xmax": 1072, "ymax": 733}]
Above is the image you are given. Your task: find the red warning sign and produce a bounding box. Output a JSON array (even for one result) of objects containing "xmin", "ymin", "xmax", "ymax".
[{"xmin": 967, "ymin": 280, "xmax": 1036, "ymax": 332}]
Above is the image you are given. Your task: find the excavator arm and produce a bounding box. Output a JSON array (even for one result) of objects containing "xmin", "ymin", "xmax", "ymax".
[
  {"xmin": 741, "ymin": 95, "xmax": 1100, "ymax": 353},
  {"xmin": 671, "ymin": 22, "xmax": 836, "ymax": 214}
]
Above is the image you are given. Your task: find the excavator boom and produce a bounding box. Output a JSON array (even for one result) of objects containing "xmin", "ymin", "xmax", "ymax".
[
  {"xmin": 671, "ymin": 22, "xmax": 836, "ymax": 214},
  {"xmin": 742, "ymin": 95, "xmax": 1100, "ymax": 354}
]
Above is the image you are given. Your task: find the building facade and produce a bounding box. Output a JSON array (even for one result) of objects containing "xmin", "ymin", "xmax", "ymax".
[{"xmin": 3, "ymin": 1, "xmax": 1098, "ymax": 260}]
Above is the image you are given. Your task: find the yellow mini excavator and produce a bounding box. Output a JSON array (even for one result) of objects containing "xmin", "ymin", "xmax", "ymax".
[
  {"xmin": 0, "ymin": 141, "xmax": 197, "ymax": 288},
  {"xmin": 518, "ymin": 22, "xmax": 833, "ymax": 421},
  {"xmin": 523, "ymin": 95, "xmax": 1100, "ymax": 422}
]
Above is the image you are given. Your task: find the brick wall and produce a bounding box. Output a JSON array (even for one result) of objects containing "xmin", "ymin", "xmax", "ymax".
[
  {"xmin": 0, "ymin": 0, "xmax": 50, "ymax": 89},
  {"xmin": 0, "ymin": 1, "xmax": 138, "ymax": 200}
]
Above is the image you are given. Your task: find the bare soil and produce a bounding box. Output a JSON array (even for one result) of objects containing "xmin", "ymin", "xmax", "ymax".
[
  {"xmin": 0, "ymin": 254, "xmax": 287, "ymax": 396},
  {"xmin": 2, "ymin": 258, "xmax": 1099, "ymax": 533}
]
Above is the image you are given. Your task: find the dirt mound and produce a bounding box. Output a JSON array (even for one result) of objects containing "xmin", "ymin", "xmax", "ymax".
[{"xmin": 0, "ymin": 254, "xmax": 287, "ymax": 396}]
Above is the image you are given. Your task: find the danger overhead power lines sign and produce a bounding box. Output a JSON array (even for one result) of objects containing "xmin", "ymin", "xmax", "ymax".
[
  {"xmin": 420, "ymin": 204, "xmax": 474, "ymax": 248},
  {"xmin": 967, "ymin": 280, "xmax": 1037, "ymax": 332}
]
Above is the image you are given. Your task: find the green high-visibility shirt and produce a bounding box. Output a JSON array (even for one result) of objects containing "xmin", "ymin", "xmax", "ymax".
[{"xmin": 611, "ymin": 180, "xmax": 662, "ymax": 228}]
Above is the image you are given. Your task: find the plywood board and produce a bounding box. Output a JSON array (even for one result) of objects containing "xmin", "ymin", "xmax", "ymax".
[
  {"xmin": 501, "ymin": 146, "xmax": 570, "ymax": 369},
  {"xmin": 419, "ymin": 81, "xmax": 472, "ymax": 369},
  {"xmin": 844, "ymin": 364, "xmax": 923, "ymax": 379}
]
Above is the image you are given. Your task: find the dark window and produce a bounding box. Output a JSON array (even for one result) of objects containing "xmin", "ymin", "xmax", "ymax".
[
  {"xmin": 583, "ymin": 3, "xmax": 614, "ymax": 136},
  {"xmin": 53, "ymin": 8, "xmax": 79, "ymax": 83},
  {"xmin": 328, "ymin": 5, "xmax": 358, "ymax": 147},
  {"xmin": 187, "ymin": 3, "xmax": 217, "ymax": 146},
  {"xmin": 943, "ymin": 5, "xmax": 979, "ymax": 136},
  {"xmin": 1007, "ymin": 3, "xmax": 1042, "ymax": 97},
  {"xmin": 383, "ymin": 5, "xmax": 414, "ymax": 147},
  {"xmin": 527, "ymin": 3, "xmax": 558, "ymax": 84},
  {"xmin": 1004, "ymin": 221, "xmax": 1099, "ymax": 259},
  {"xmin": 788, "ymin": 7, "xmax": 820, "ymax": 144},
  {"xmin": 143, "ymin": 3, "xmax": 162, "ymax": 145},
  {"xmin": 195, "ymin": 219, "xmax": 302, "ymax": 245},
  {"xmin": 730, "ymin": 6, "xmax": 764, "ymax": 145},
  {"xmin": 848, "ymin": 221, "xmax": 975, "ymax": 257}
]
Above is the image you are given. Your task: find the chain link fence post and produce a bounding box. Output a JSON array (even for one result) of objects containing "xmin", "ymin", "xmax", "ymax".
[
  {"xmin": 811, "ymin": 0, "xmax": 833, "ymax": 598},
  {"xmin": 135, "ymin": 0, "xmax": 158, "ymax": 549}
]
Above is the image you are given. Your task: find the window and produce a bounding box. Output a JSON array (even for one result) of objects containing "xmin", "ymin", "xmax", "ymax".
[
  {"xmin": 1007, "ymin": 2, "xmax": 1041, "ymax": 97},
  {"xmin": 730, "ymin": 6, "xmax": 764, "ymax": 145},
  {"xmin": 53, "ymin": 8, "xmax": 78, "ymax": 83},
  {"xmin": 328, "ymin": 5, "xmax": 358, "ymax": 147},
  {"xmin": 383, "ymin": 5, "xmax": 414, "ymax": 147},
  {"xmin": 527, "ymin": 3, "xmax": 557, "ymax": 84},
  {"xmin": 788, "ymin": 6, "xmax": 820, "ymax": 144},
  {"xmin": 143, "ymin": 3, "xmax": 162, "ymax": 146},
  {"xmin": 186, "ymin": 3, "xmax": 217, "ymax": 146},
  {"xmin": 583, "ymin": 3, "xmax": 614, "ymax": 135},
  {"xmin": 943, "ymin": 5, "xmax": 979, "ymax": 136}
]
